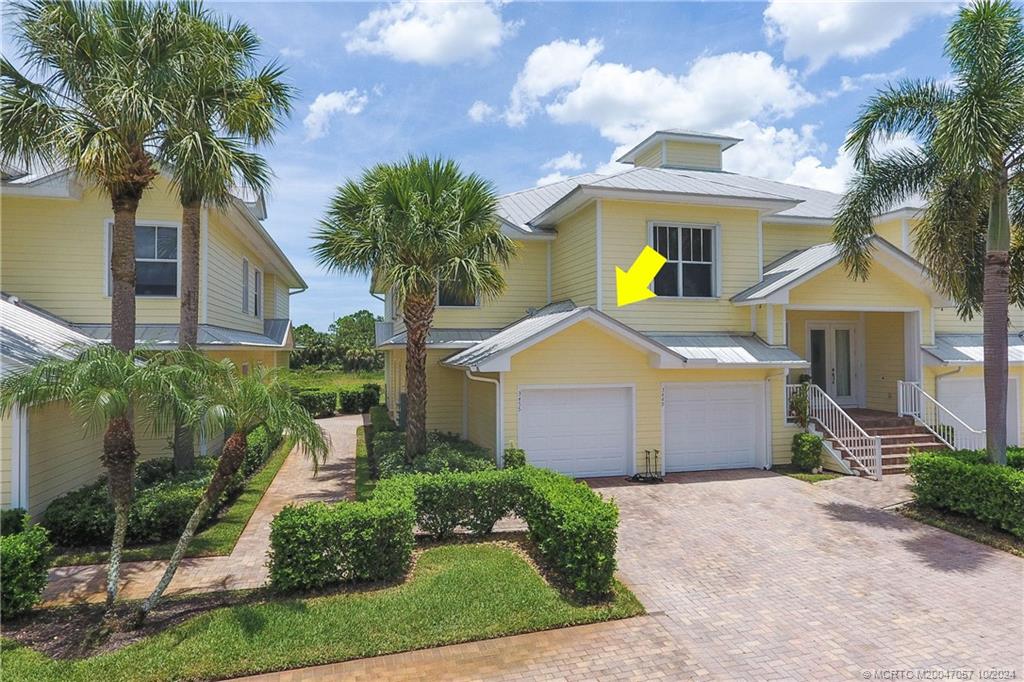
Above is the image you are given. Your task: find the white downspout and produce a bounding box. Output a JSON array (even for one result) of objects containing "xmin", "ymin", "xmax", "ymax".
[{"xmin": 465, "ymin": 370, "xmax": 503, "ymax": 467}]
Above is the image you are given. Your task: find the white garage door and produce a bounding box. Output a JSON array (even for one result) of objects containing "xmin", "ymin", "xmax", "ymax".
[
  {"xmin": 937, "ymin": 377, "xmax": 1020, "ymax": 446},
  {"xmin": 517, "ymin": 387, "xmax": 631, "ymax": 477},
  {"xmin": 663, "ymin": 383, "xmax": 766, "ymax": 472}
]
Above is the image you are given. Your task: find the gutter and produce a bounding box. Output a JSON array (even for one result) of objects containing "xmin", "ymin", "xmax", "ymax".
[{"xmin": 465, "ymin": 370, "xmax": 503, "ymax": 467}]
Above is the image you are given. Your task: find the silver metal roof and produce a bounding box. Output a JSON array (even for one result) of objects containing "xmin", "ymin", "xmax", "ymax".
[
  {"xmin": 650, "ymin": 333, "xmax": 807, "ymax": 366},
  {"xmin": 732, "ymin": 242, "xmax": 840, "ymax": 303},
  {"xmin": 497, "ymin": 174, "xmax": 605, "ymax": 232},
  {"xmin": 378, "ymin": 326, "xmax": 501, "ymax": 348},
  {"xmin": 616, "ymin": 129, "xmax": 743, "ymax": 163},
  {"xmin": 75, "ymin": 319, "xmax": 292, "ymax": 348},
  {"xmin": 585, "ymin": 167, "xmax": 799, "ymax": 202},
  {"xmin": 442, "ymin": 305, "xmax": 582, "ymax": 368},
  {"xmin": 924, "ymin": 334, "xmax": 1024, "ymax": 365},
  {"xmin": 675, "ymin": 169, "xmax": 842, "ymax": 220},
  {"xmin": 1, "ymin": 294, "xmax": 96, "ymax": 378}
]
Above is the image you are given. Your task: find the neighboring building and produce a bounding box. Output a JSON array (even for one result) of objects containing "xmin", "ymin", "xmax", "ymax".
[
  {"xmin": 0, "ymin": 169, "xmax": 306, "ymax": 515},
  {"xmin": 376, "ymin": 129, "xmax": 1024, "ymax": 479}
]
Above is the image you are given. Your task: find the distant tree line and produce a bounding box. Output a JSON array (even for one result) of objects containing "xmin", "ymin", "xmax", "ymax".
[{"xmin": 291, "ymin": 310, "xmax": 384, "ymax": 371}]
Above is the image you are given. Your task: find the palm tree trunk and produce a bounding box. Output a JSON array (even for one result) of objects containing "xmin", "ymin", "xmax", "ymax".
[
  {"xmin": 134, "ymin": 430, "xmax": 248, "ymax": 625},
  {"xmin": 984, "ymin": 183, "xmax": 1011, "ymax": 464},
  {"xmin": 101, "ymin": 416, "xmax": 138, "ymax": 608},
  {"xmin": 173, "ymin": 199, "xmax": 202, "ymax": 471},
  {"xmin": 109, "ymin": 193, "xmax": 139, "ymax": 353},
  {"xmin": 403, "ymin": 294, "xmax": 435, "ymax": 460}
]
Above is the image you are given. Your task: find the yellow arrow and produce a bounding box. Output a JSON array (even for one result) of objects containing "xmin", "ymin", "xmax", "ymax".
[{"xmin": 615, "ymin": 246, "xmax": 667, "ymax": 307}]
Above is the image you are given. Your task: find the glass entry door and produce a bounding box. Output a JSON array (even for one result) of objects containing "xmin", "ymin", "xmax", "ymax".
[{"xmin": 808, "ymin": 323, "xmax": 858, "ymax": 406}]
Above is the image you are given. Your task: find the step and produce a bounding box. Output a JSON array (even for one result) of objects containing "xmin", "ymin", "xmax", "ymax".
[
  {"xmin": 863, "ymin": 425, "xmax": 932, "ymax": 437},
  {"xmin": 875, "ymin": 433, "xmax": 945, "ymax": 445},
  {"xmin": 850, "ymin": 416, "xmax": 916, "ymax": 429}
]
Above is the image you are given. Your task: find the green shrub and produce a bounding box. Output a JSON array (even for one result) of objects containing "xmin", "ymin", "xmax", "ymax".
[
  {"xmin": 942, "ymin": 448, "xmax": 1024, "ymax": 470},
  {"xmin": 375, "ymin": 431, "xmax": 494, "ymax": 479},
  {"xmin": 1, "ymin": 521, "xmax": 52, "ymax": 618},
  {"xmin": 43, "ymin": 481, "xmax": 112, "ymax": 546},
  {"xmin": 136, "ymin": 458, "xmax": 177, "ymax": 487},
  {"xmin": 129, "ymin": 481, "xmax": 205, "ymax": 544},
  {"xmin": 791, "ymin": 433, "xmax": 823, "ymax": 472},
  {"xmin": 338, "ymin": 388, "xmax": 361, "ymax": 414},
  {"xmin": 908, "ymin": 452, "xmax": 1024, "ymax": 537},
  {"xmin": 463, "ymin": 469, "xmax": 520, "ymax": 534},
  {"xmin": 361, "ymin": 383, "xmax": 382, "ymax": 410},
  {"xmin": 516, "ymin": 467, "xmax": 619, "ymax": 599},
  {"xmin": 1, "ymin": 508, "xmax": 28, "ymax": 536},
  {"xmin": 369, "ymin": 405, "xmax": 397, "ymax": 433},
  {"xmin": 295, "ymin": 389, "xmax": 337, "ymax": 418},
  {"xmin": 1011, "ymin": 447, "xmax": 1024, "ymax": 469},
  {"xmin": 503, "ymin": 447, "xmax": 527, "ymax": 469},
  {"xmin": 408, "ymin": 473, "xmax": 468, "ymax": 539},
  {"xmin": 244, "ymin": 426, "xmax": 283, "ymax": 477}
]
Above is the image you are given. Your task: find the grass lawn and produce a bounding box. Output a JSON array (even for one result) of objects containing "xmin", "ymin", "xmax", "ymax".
[
  {"xmin": 900, "ymin": 503, "xmax": 1024, "ymax": 558},
  {"xmin": 52, "ymin": 440, "xmax": 293, "ymax": 567},
  {"xmin": 3, "ymin": 543, "xmax": 643, "ymax": 682},
  {"xmin": 283, "ymin": 368, "xmax": 383, "ymax": 392},
  {"xmin": 773, "ymin": 464, "xmax": 844, "ymax": 484},
  {"xmin": 354, "ymin": 426, "xmax": 375, "ymax": 501}
]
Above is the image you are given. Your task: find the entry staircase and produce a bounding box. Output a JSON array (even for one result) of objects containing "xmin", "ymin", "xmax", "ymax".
[{"xmin": 786, "ymin": 382, "xmax": 984, "ymax": 479}]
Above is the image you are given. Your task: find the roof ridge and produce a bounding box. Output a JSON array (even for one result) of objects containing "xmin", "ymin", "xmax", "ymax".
[
  {"xmin": 499, "ymin": 172, "xmax": 605, "ymax": 199},
  {"xmin": 666, "ymin": 167, "xmax": 801, "ymax": 202}
]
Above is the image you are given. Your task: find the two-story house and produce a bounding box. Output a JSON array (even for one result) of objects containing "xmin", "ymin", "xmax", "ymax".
[
  {"xmin": 375, "ymin": 129, "xmax": 1024, "ymax": 479},
  {"xmin": 0, "ymin": 167, "xmax": 305, "ymax": 515}
]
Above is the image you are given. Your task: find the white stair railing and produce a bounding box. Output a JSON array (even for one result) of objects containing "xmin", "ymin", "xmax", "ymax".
[
  {"xmin": 787, "ymin": 384, "xmax": 883, "ymax": 479},
  {"xmin": 897, "ymin": 380, "xmax": 985, "ymax": 451}
]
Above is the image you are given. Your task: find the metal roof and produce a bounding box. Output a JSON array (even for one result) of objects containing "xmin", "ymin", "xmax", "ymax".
[
  {"xmin": 378, "ymin": 326, "xmax": 501, "ymax": 349},
  {"xmin": 75, "ymin": 319, "xmax": 292, "ymax": 349},
  {"xmin": 674, "ymin": 169, "xmax": 842, "ymax": 221},
  {"xmin": 442, "ymin": 305, "xmax": 584, "ymax": 369},
  {"xmin": 497, "ymin": 174, "xmax": 605, "ymax": 232},
  {"xmin": 585, "ymin": 167, "xmax": 799, "ymax": 202},
  {"xmin": 923, "ymin": 334, "xmax": 1024, "ymax": 365},
  {"xmin": 650, "ymin": 333, "xmax": 808, "ymax": 366},
  {"xmin": 1, "ymin": 294, "xmax": 96, "ymax": 378},
  {"xmin": 732, "ymin": 242, "xmax": 840, "ymax": 303},
  {"xmin": 616, "ymin": 130, "xmax": 743, "ymax": 163}
]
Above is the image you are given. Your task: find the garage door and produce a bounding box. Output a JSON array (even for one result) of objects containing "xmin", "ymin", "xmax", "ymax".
[
  {"xmin": 517, "ymin": 387, "xmax": 631, "ymax": 477},
  {"xmin": 937, "ymin": 377, "xmax": 1020, "ymax": 446},
  {"xmin": 663, "ymin": 383, "xmax": 766, "ymax": 472}
]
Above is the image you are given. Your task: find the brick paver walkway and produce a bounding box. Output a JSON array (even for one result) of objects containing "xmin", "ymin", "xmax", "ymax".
[
  {"xmin": 42, "ymin": 414, "xmax": 362, "ymax": 604},
  {"xmin": 817, "ymin": 472, "xmax": 914, "ymax": 508},
  {"xmin": 243, "ymin": 469, "xmax": 1024, "ymax": 681}
]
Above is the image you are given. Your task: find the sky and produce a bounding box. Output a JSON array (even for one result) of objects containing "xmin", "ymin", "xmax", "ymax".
[{"xmin": 20, "ymin": 1, "xmax": 965, "ymax": 330}]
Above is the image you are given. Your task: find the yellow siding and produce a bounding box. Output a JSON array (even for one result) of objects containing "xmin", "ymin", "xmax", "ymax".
[
  {"xmin": 263, "ymin": 273, "xmax": 289, "ymax": 319},
  {"xmin": 551, "ymin": 202, "xmax": 597, "ymax": 306},
  {"xmin": 864, "ymin": 312, "xmax": 905, "ymax": 411},
  {"xmin": 633, "ymin": 145, "xmax": 662, "ymax": 168},
  {"xmin": 664, "ymin": 141, "xmax": 722, "ymax": 170},
  {"xmin": 204, "ymin": 348, "xmax": 290, "ymax": 370},
  {"xmin": 466, "ymin": 374, "xmax": 498, "ymax": 454},
  {"xmin": 600, "ymin": 201, "xmax": 759, "ymax": 332},
  {"xmin": 934, "ymin": 306, "xmax": 1024, "ymax": 334},
  {"xmin": 382, "ymin": 349, "xmax": 463, "ymax": 434},
  {"xmin": 874, "ymin": 217, "xmax": 908, "ymax": 252},
  {"xmin": 274, "ymin": 280, "xmax": 290, "ymax": 320},
  {"xmin": 0, "ymin": 416, "xmax": 11, "ymax": 509},
  {"xmin": 205, "ymin": 211, "xmax": 269, "ymax": 333},
  {"xmin": 499, "ymin": 320, "xmax": 784, "ymax": 471},
  {"xmin": 433, "ymin": 240, "xmax": 548, "ymax": 329},
  {"xmin": 762, "ymin": 224, "xmax": 831, "ymax": 266}
]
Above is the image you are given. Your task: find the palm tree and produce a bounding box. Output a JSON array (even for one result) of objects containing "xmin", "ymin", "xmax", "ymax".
[
  {"xmin": 834, "ymin": 0, "xmax": 1024, "ymax": 464},
  {"xmin": 313, "ymin": 157, "xmax": 516, "ymax": 458},
  {"xmin": 0, "ymin": 346, "xmax": 186, "ymax": 608},
  {"xmin": 162, "ymin": 6, "xmax": 293, "ymax": 470},
  {"xmin": 135, "ymin": 362, "xmax": 328, "ymax": 623},
  {"xmin": 1, "ymin": 0, "xmax": 196, "ymax": 352}
]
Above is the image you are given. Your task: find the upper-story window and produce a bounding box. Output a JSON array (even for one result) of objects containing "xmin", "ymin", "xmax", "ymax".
[
  {"xmin": 253, "ymin": 268, "xmax": 262, "ymax": 318},
  {"xmin": 107, "ymin": 223, "xmax": 179, "ymax": 297},
  {"xmin": 437, "ymin": 281, "xmax": 478, "ymax": 307},
  {"xmin": 242, "ymin": 258, "xmax": 250, "ymax": 314},
  {"xmin": 650, "ymin": 223, "xmax": 716, "ymax": 298}
]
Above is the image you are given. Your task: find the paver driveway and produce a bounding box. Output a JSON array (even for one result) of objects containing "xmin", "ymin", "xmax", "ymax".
[{"xmin": 245, "ymin": 469, "xmax": 1023, "ymax": 681}]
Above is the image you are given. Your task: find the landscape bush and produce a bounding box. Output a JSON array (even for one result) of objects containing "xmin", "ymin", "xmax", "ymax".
[
  {"xmin": 373, "ymin": 431, "xmax": 495, "ymax": 478},
  {"xmin": 0, "ymin": 519, "xmax": 52, "ymax": 618},
  {"xmin": 790, "ymin": 433, "xmax": 824, "ymax": 472},
  {"xmin": 908, "ymin": 452, "xmax": 1024, "ymax": 538},
  {"xmin": 503, "ymin": 447, "xmax": 527, "ymax": 469},
  {"xmin": 940, "ymin": 447, "xmax": 1024, "ymax": 470},
  {"xmin": 294, "ymin": 389, "xmax": 336, "ymax": 418},
  {"xmin": 369, "ymin": 405, "xmax": 397, "ymax": 433},
  {"xmin": 1, "ymin": 508, "xmax": 28, "ymax": 536},
  {"xmin": 244, "ymin": 425, "xmax": 284, "ymax": 477}
]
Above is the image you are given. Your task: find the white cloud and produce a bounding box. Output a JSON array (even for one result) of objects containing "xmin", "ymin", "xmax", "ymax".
[
  {"xmin": 279, "ymin": 47, "xmax": 305, "ymax": 59},
  {"xmin": 543, "ymin": 151, "xmax": 584, "ymax": 171},
  {"xmin": 504, "ymin": 38, "xmax": 604, "ymax": 126},
  {"xmin": 303, "ymin": 89, "xmax": 370, "ymax": 141},
  {"xmin": 535, "ymin": 171, "xmax": 571, "ymax": 187},
  {"xmin": 467, "ymin": 100, "xmax": 496, "ymax": 123},
  {"xmin": 763, "ymin": 1, "xmax": 958, "ymax": 72},
  {"xmin": 825, "ymin": 69, "xmax": 906, "ymax": 98},
  {"xmin": 345, "ymin": 1, "xmax": 519, "ymax": 66}
]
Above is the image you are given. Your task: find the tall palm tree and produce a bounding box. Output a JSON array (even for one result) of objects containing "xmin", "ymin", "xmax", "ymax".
[
  {"xmin": 834, "ymin": 0, "xmax": 1024, "ymax": 464},
  {"xmin": 1, "ymin": 0, "xmax": 195, "ymax": 352},
  {"xmin": 135, "ymin": 362, "xmax": 328, "ymax": 623},
  {"xmin": 162, "ymin": 6, "xmax": 293, "ymax": 470},
  {"xmin": 0, "ymin": 346, "xmax": 186, "ymax": 608},
  {"xmin": 313, "ymin": 157, "xmax": 516, "ymax": 458}
]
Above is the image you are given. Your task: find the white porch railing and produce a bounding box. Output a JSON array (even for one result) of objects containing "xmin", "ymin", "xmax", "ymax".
[
  {"xmin": 897, "ymin": 380, "xmax": 986, "ymax": 451},
  {"xmin": 786, "ymin": 383, "xmax": 883, "ymax": 479}
]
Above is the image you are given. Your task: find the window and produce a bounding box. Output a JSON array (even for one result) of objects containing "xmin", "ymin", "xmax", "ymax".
[
  {"xmin": 253, "ymin": 268, "xmax": 262, "ymax": 318},
  {"xmin": 107, "ymin": 224, "xmax": 179, "ymax": 297},
  {"xmin": 242, "ymin": 258, "xmax": 250, "ymax": 314},
  {"xmin": 438, "ymin": 282, "xmax": 477, "ymax": 307},
  {"xmin": 651, "ymin": 224, "xmax": 716, "ymax": 298}
]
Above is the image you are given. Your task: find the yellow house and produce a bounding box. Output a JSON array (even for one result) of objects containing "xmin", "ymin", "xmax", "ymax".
[
  {"xmin": 0, "ymin": 167, "xmax": 306, "ymax": 516},
  {"xmin": 376, "ymin": 129, "xmax": 1024, "ymax": 480}
]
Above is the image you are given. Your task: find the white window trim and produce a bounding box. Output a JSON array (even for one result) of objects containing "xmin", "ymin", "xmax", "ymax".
[
  {"xmin": 253, "ymin": 267, "xmax": 263, "ymax": 319},
  {"xmin": 646, "ymin": 220, "xmax": 721, "ymax": 300},
  {"xmin": 104, "ymin": 219, "xmax": 181, "ymax": 299},
  {"xmin": 242, "ymin": 258, "xmax": 250, "ymax": 314}
]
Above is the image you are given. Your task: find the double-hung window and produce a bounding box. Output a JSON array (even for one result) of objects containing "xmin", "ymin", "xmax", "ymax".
[
  {"xmin": 108, "ymin": 224, "xmax": 179, "ymax": 297},
  {"xmin": 651, "ymin": 223, "xmax": 716, "ymax": 298}
]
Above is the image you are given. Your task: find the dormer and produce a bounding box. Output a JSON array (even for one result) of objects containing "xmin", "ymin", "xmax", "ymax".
[{"xmin": 616, "ymin": 129, "xmax": 741, "ymax": 171}]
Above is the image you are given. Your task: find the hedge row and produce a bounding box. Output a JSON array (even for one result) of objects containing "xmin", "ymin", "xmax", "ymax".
[
  {"xmin": 1, "ymin": 515, "xmax": 52, "ymax": 618},
  {"xmin": 268, "ymin": 466, "xmax": 619, "ymax": 600},
  {"xmin": 938, "ymin": 447, "xmax": 1024, "ymax": 470},
  {"xmin": 372, "ymin": 430, "xmax": 494, "ymax": 478},
  {"xmin": 908, "ymin": 452, "xmax": 1024, "ymax": 538},
  {"xmin": 294, "ymin": 384, "xmax": 381, "ymax": 419}
]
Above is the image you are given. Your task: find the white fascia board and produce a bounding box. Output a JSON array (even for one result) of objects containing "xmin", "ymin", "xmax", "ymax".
[
  {"xmin": 761, "ymin": 215, "xmax": 834, "ymax": 227},
  {"xmin": 499, "ymin": 218, "xmax": 556, "ymax": 241},
  {"xmin": 225, "ymin": 198, "xmax": 307, "ymax": 290}
]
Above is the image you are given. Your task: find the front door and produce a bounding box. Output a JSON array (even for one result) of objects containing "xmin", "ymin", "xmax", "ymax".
[{"xmin": 808, "ymin": 323, "xmax": 858, "ymax": 407}]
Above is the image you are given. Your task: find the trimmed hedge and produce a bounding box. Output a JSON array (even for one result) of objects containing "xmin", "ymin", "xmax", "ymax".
[
  {"xmin": 908, "ymin": 452, "xmax": 1024, "ymax": 538},
  {"xmin": 503, "ymin": 447, "xmax": 527, "ymax": 469},
  {"xmin": 295, "ymin": 384, "xmax": 382, "ymax": 419},
  {"xmin": 790, "ymin": 433, "xmax": 823, "ymax": 472},
  {"xmin": 939, "ymin": 448, "xmax": 1024, "ymax": 470},
  {"xmin": 369, "ymin": 405, "xmax": 397, "ymax": 433},
  {"xmin": 244, "ymin": 425, "xmax": 284, "ymax": 477},
  {"xmin": 373, "ymin": 430, "xmax": 494, "ymax": 478},
  {"xmin": 268, "ymin": 466, "xmax": 620, "ymax": 600},
  {"xmin": 1, "ymin": 518, "xmax": 52, "ymax": 618},
  {"xmin": 294, "ymin": 389, "xmax": 336, "ymax": 418}
]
